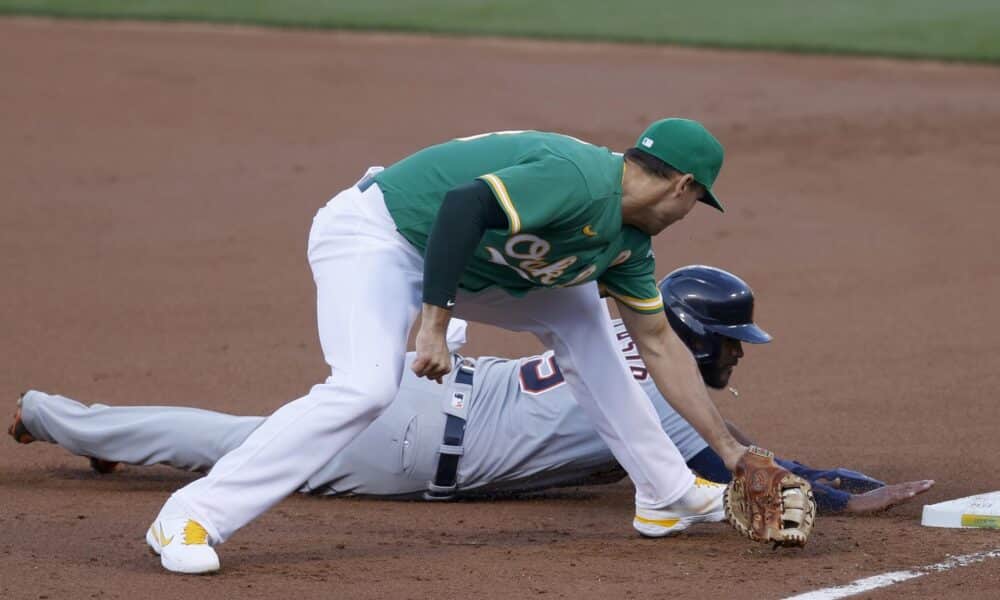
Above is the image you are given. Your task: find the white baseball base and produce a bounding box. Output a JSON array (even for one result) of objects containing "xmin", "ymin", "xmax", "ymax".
[{"xmin": 921, "ymin": 491, "xmax": 1000, "ymax": 529}]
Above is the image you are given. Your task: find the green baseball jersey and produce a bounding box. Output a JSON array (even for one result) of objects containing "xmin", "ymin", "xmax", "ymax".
[{"xmin": 375, "ymin": 130, "xmax": 663, "ymax": 313}]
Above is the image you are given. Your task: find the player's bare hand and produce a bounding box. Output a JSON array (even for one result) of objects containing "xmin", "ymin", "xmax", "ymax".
[
  {"xmin": 844, "ymin": 480, "xmax": 935, "ymax": 514},
  {"xmin": 413, "ymin": 332, "xmax": 452, "ymax": 383},
  {"xmin": 413, "ymin": 303, "xmax": 453, "ymax": 383}
]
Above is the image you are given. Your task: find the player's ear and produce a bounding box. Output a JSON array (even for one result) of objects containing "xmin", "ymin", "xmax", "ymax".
[
  {"xmin": 667, "ymin": 172, "xmax": 695, "ymax": 195},
  {"xmin": 678, "ymin": 173, "xmax": 696, "ymax": 192}
]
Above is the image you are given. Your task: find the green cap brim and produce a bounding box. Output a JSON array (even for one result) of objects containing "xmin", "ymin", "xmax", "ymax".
[{"xmin": 700, "ymin": 189, "xmax": 725, "ymax": 213}]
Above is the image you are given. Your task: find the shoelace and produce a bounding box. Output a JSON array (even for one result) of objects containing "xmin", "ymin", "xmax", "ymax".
[{"xmin": 183, "ymin": 520, "xmax": 210, "ymax": 545}]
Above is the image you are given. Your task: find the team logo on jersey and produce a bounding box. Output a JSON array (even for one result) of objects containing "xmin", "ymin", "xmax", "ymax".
[
  {"xmin": 582, "ymin": 224, "xmax": 598, "ymax": 238},
  {"xmin": 485, "ymin": 234, "xmax": 586, "ymax": 286}
]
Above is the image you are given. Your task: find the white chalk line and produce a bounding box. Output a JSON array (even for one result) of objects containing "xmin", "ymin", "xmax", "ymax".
[{"xmin": 783, "ymin": 547, "xmax": 1000, "ymax": 600}]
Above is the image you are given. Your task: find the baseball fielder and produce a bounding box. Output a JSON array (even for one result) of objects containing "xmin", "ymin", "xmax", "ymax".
[
  {"xmin": 11, "ymin": 267, "xmax": 931, "ymax": 520},
  {"xmin": 27, "ymin": 120, "xmax": 776, "ymax": 573}
]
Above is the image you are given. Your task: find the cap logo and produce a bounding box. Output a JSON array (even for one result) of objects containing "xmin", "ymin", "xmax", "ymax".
[{"xmin": 641, "ymin": 137, "xmax": 654, "ymax": 148}]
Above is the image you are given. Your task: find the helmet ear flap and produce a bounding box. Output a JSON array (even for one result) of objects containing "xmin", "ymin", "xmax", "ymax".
[
  {"xmin": 674, "ymin": 307, "xmax": 707, "ymax": 336},
  {"xmin": 697, "ymin": 332, "xmax": 731, "ymax": 388},
  {"xmin": 666, "ymin": 304, "xmax": 713, "ymax": 363}
]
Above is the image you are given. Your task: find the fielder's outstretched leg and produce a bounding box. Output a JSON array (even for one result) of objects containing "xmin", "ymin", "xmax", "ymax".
[
  {"xmin": 456, "ymin": 283, "xmax": 719, "ymax": 536},
  {"xmin": 148, "ymin": 176, "xmax": 424, "ymax": 573}
]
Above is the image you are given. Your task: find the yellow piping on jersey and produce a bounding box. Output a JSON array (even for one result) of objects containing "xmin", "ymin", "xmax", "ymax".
[
  {"xmin": 603, "ymin": 288, "xmax": 665, "ymax": 312},
  {"xmin": 480, "ymin": 173, "xmax": 521, "ymax": 234}
]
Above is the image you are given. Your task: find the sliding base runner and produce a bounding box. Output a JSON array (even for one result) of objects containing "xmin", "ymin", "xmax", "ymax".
[{"xmin": 922, "ymin": 491, "xmax": 1000, "ymax": 529}]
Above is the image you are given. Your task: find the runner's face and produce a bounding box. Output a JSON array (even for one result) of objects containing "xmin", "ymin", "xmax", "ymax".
[{"xmin": 703, "ymin": 337, "xmax": 743, "ymax": 388}]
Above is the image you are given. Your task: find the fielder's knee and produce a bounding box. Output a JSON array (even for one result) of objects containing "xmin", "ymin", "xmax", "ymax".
[
  {"xmin": 357, "ymin": 385, "xmax": 396, "ymax": 420},
  {"xmin": 309, "ymin": 375, "xmax": 398, "ymax": 421}
]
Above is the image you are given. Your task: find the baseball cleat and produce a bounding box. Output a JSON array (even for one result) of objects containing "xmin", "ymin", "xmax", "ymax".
[
  {"xmin": 146, "ymin": 508, "xmax": 220, "ymax": 574},
  {"xmin": 8, "ymin": 392, "xmax": 36, "ymax": 444},
  {"xmin": 633, "ymin": 476, "xmax": 726, "ymax": 538}
]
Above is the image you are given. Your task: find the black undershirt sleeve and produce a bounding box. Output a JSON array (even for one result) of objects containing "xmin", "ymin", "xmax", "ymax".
[{"xmin": 422, "ymin": 179, "xmax": 510, "ymax": 308}]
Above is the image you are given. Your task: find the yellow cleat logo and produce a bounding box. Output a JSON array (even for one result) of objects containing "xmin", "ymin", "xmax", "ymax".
[
  {"xmin": 150, "ymin": 523, "xmax": 174, "ymax": 547},
  {"xmin": 183, "ymin": 520, "xmax": 209, "ymax": 545},
  {"xmin": 582, "ymin": 224, "xmax": 598, "ymax": 237}
]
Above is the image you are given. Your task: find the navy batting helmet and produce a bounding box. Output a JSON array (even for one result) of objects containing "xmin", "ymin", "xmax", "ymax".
[{"xmin": 659, "ymin": 265, "xmax": 771, "ymax": 387}]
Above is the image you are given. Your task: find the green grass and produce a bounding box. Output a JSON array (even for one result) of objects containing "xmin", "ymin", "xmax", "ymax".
[{"xmin": 2, "ymin": 0, "xmax": 1000, "ymax": 63}]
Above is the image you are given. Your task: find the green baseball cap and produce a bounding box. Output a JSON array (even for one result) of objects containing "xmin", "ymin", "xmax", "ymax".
[{"xmin": 635, "ymin": 118, "xmax": 725, "ymax": 212}]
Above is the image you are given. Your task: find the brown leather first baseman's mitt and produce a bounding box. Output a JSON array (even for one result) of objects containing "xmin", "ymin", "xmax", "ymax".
[{"xmin": 724, "ymin": 446, "xmax": 816, "ymax": 547}]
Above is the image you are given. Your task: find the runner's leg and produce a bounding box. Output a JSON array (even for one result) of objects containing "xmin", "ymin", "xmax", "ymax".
[{"xmin": 19, "ymin": 390, "xmax": 261, "ymax": 472}]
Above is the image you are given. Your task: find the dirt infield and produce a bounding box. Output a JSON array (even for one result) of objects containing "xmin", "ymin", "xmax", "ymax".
[{"xmin": 3, "ymin": 17, "xmax": 1000, "ymax": 599}]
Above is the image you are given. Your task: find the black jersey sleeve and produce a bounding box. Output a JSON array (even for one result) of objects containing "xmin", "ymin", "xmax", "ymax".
[{"xmin": 422, "ymin": 180, "xmax": 509, "ymax": 308}]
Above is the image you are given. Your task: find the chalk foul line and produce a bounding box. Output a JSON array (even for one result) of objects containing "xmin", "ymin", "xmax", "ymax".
[{"xmin": 783, "ymin": 547, "xmax": 1000, "ymax": 600}]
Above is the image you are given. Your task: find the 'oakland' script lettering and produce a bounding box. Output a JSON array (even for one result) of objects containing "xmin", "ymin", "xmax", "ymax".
[{"xmin": 486, "ymin": 234, "xmax": 591, "ymax": 286}]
